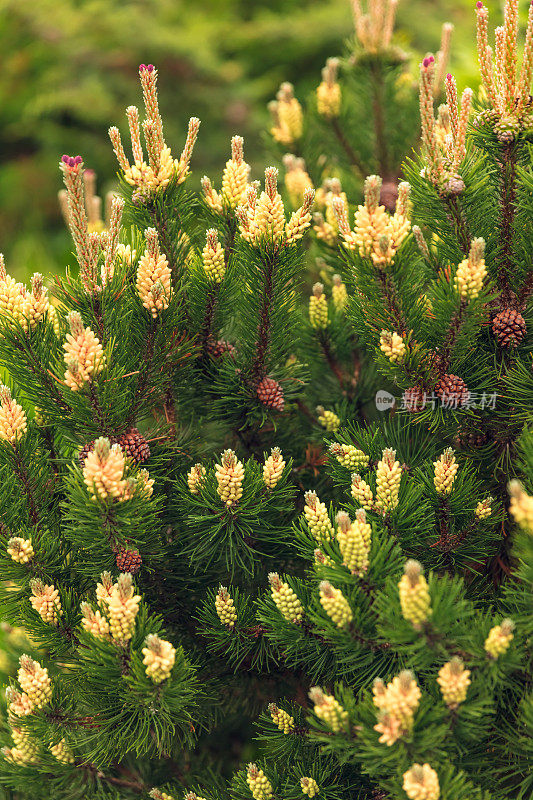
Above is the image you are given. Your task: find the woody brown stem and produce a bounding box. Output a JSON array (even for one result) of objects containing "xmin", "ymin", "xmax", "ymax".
[
  {"xmin": 200, "ymin": 284, "xmax": 221, "ymax": 357},
  {"xmin": 435, "ymin": 497, "xmax": 451, "ymax": 550},
  {"xmin": 444, "ymin": 196, "xmax": 470, "ymax": 255},
  {"xmin": 250, "ymin": 250, "xmax": 278, "ymax": 383},
  {"xmin": 330, "ymin": 118, "xmax": 367, "ymax": 177},
  {"xmin": 377, "ymin": 271, "xmax": 407, "ymax": 334},
  {"xmin": 437, "ymin": 298, "xmax": 467, "ymax": 375},
  {"xmin": 164, "ymin": 386, "xmax": 178, "ymax": 437},
  {"xmin": 12, "ymin": 448, "xmax": 40, "ymax": 528},
  {"xmin": 317, "ymin": 331, "xmax": 347, "ymax": 393},
  {"xmin": 370, "ymin": 60, "xmax": 390, "ymax": 179},
  {"xmin": 497, "ymin": 141, "xmax": 518, "ymax": 305},
  {"xmin": 150, "ymin": 203, "xmax": 182, "ymax": 286},
  {"xmin": 125, "ymin": 320, "xmax": 157, "ymax": 428}
]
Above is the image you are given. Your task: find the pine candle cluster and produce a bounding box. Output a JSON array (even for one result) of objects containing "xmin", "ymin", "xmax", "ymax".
[
  {"xmin": 402, "ymin": 763, "xmax": 440, "ymax": 800},
  {"xmin": 63, "ymin": 311, "xmax": 105, "ymax": 391},
  {"xmin": 29, "ymin": 579, "xmax": 62, "ymax": 626},
  {"xmin": 6, "ymin": 536, "xmax": 34, "ymax": 564},
  {"xmin": 83, "ymin": 437, "xmax": 126, "ymax": 499},
  {"xmin": 433, "ymin": 448, "xmax": 458, "ymax": 495},
  {"xmin": 82, "ymin": 437, "xmax": 154, "ymax": 502},
  {"xmin": 300, "ymin": 777, "xmax": 319, "ymax": 797},
  {"xmin": 215, "ymin": 449, "xmax": 245, "ymax": 507},
  {"xmin": 268, "ymin": 572, "xmax": 304, "ymax": 623},
  {"xmin": 82, "ymin": 572, "xmax": 142, "ymax": 645},
  {"xmin": 334, "ymin": 175, "xmax": 411, "ymax": 268},
  {"xmin": 329, "ymin": 442, "xmax": 369, "ymax": 470},
  {"xmin": 59, "ymin": 155, "xmax": 126, "ymax": 290},
  {"xmin": 454, "ymin": 238, "xmax": 487, "ymax": 299},
  {"xmin": 187, "ymin": 463, "xmax": 207, "ymax": 494},
  {"xmin": 484, "ymin": 619, "xmax": 515, "ymax": 659},
  {"xmin": 109, "ymin": 64, "xmax": 200, "ymax": 198},
  {"xmin": 214, "ymin": 586, "xmax": 238, "ymax": 629},
  {"xmin": 268, "ymin": 702, "xmax": 295, "ymax": 733},
  {"xmin": 436, "ymin": 658, "xmax": 471, "ymax": 709},
  {"xmin": 508, "ymin": 480, "xmax": 533, "ymax": 533},
  {"xmin": 268, "ymin": 82, "xmax": 303, "ymax": 146},
  {"xmin": 142, "ymin": 634, "xmax": 176, "ymax": 684},
  {"xmin": 202, "ymin": 229, "xmax": 226, "ymax": 283},
  {"xmin": 263, "ymin": 447, "xmax": 285, "ymax": 489},
  {"xmin": 308, "ymin": 686, "xmax": 349, "ymax": 733},
  {"xmin": 303, "ymin": 490, "xmax": 335, "ymax": 542},
  {"xmin": 246, "ymin": 763, "xmax": 273, "ymax": 800},
  {"xmin": 351, "ymin": 472, "xmax": 375, "ymax": 510},
  {"xmin": 474, "ymin": 1, "xmax": 533, "ymax": 142},
  {"xmin": 379, "ymin": 330, "xmax": 406, "ymax": 363},
  {"xmin": 282, "ymin": 154, "xmax": 313, "ymax": 207},
  {"xmin": 136, "ymin": 228, "xmax": 172, "ymax": 316},
  {"xmin": 236, "ymin": 166, "xmax": 315, "ymax": 248},
  {"xmin": 336, "ymin": 510, "xmax": 371, "ymax": 577},
  {"xmin": 202, "ymin": 135, "xmax": 250, "ymax": 214},
  {"xmin": 319, "ymin": 580, "xmax": 353, "ymax": 628},
  {"xmin": 373, "ymin": 670, "xmax": 421, "ymax": 745},
  {"xmin": 308, "ymin": 283, "xmax": 329, "ymax": 330},
  {"xmin": 0, "ymin": 385, "xmax": 27, "ymax": 444},
  {"xmin": 399, "ymin": 560, "xmax": 432, "ymax": 629},
  {"xmin": 351, "ymin": 0, "xmax": 402, "ymax": 55},
  {"xmin": 375, "ymin": 447, "xmax": 402, "ymax": 511},
  {"xmin": 3, "ymin": 656, "xmax": 53, "ymax": 765},
  {"xmin": 419, "ymin": 56, "xmax": 472, "ymax": 191},
  {"xmin": 317, "ymin": 57, "xmax": 341, "ymax": 118}
]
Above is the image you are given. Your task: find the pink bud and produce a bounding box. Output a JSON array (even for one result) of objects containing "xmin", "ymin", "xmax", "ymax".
[
  {"xmin": 446, "ymin": 73, "xmax": 452, "ymax": 80},
  {"xmin": 476, "ymin": 1, "xmax": 483, "ymax": 8}
]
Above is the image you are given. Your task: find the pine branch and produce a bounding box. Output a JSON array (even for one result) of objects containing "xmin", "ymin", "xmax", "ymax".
[
  {"xmin": 436, "ymin": 298, "xmax": 467, "ymax": 374},
  {"xmin": 370, "ymin": 61, "xmax": 390, "ymax": 180},
  {"xmin": 443, "ymin": 195, "xmax": 470, "ymax": 255},
  {"xmin": 250, "ymin": 250, "xmax": 278, "ymax": 383},
  {"xmin": 497, "ymin": 142, "xmax": 519, "ymax": 305},
  {"xmin": 11, "ymin": 447, "xmax": 40, "ymax": 529},
  {"xmin": 330, "ymin": 118, "xmax": 367, "ymax": 177}
]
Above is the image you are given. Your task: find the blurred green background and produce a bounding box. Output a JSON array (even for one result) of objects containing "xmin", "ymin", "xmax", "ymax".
[{"xmin": 0, "ymin": 0, "xmax": 504, "ymax": 280}]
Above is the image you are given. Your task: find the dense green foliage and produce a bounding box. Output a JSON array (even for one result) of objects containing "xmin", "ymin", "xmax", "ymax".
[{"xmin": 0, "ymin": 2, "xmax": 532, "ymax": 800}]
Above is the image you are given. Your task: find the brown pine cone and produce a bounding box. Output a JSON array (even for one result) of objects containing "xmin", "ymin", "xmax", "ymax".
[
  {"xmin": 117, "ymin": 428, "xmax": 150, "ymax": 464},
  {"xmin": 207, "ymin": 338, "xmax": 236, "ymax": 358},
  {"xmin": 256, "ymin": 377, "xmax": 285, "ymax": 411},
  {"xmin": 454, "ymin": 429, "xmax": 489, "ymax": 449},
  {"xmin": 115, "ymin": 546, "xmax": 142, "ymax": 575},
  {"xmin": 78, "ymin": 440, "xmax": 96, "ymax": 466},
  {"xmin": 434, "ymin": 374, "xmax": 469, "ymax": 407},
  {"xmin": 402, "ymin": 385, "xmax": 426, "ymax": 413},
  {"xmin": 380, "ymin": 179, "xmax": 398, "ymax": 212},
  {"xmin": 492, "ymin": 308, "xmax": 526, "ymax": 347}
]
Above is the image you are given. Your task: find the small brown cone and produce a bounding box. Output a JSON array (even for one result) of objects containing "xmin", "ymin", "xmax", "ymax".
[
  {"xmin": 115, "ymin": 546, "xmax": 142, "ymax": 575},
  {"xmin": 79, "ymin": 440, "xmax": 97, "ymax": 466},
  {"xmin": 403, "ymin": 386, "xmax": 426, "ymax": 413},
  {"xmin": 256, "ymin": 377, "xmax": 285, "ymax": 411},
  {"xmin": 207, "ymin": 339, "xmax": 236, "ymax": 358},
  {"xmin": 380, "ymin": 179, "xmax": 399, "ymax": 212},
  {"xmin": 492, "ymin": 309, "xmax": 526, "ymax": 348},
  {"xmin": 434, "ymin": 374, "xmax": 469, "ymax": 407},
  {"xmin": 117, "ymin": 428, "xmax": 150, "ymax": 464}
]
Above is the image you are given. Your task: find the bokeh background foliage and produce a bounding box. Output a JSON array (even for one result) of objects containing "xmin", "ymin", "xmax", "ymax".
[{"xmin": 0, "ymin": 0, "xmax": 507, "ymax": 280}]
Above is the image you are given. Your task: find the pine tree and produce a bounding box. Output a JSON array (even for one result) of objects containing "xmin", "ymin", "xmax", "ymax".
[{"xmin": 0, "ymin": 3, "xmax": 532, "ymax": 800}]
